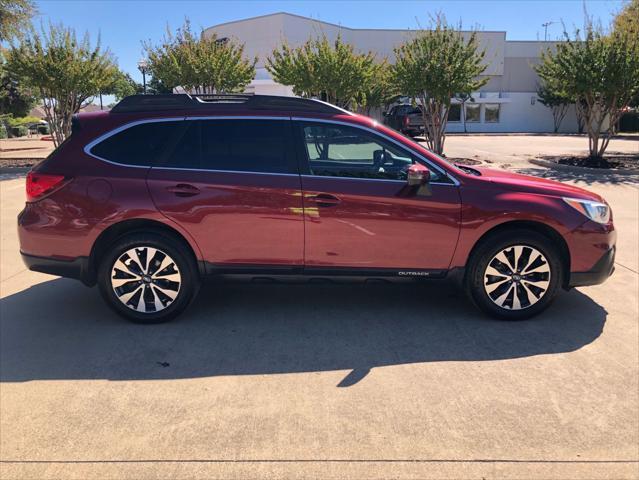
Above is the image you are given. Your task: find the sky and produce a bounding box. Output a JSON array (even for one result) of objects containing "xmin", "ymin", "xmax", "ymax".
[{"xmin": 31, "ymin": 0, "xmax": 626, "ymax": 86}]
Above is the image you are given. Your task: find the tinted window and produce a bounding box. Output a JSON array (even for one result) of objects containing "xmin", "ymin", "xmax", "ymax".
[
  {"xmin": 201, "ymin": 120, "xmax": 290, "ymax": 173},
  {"xmin": 465, "ymin": 104, "xmax": 481, "ymax": 122},
  {"xmin": 91, "ymin": 121, "xmax": 181, "ymax": 166},
  {"xmin": 165, "ymin": 122, "xmax": 200, "ymax": 168},
  {"xmin": 301, "ymin": 123, "xmax": 446, "ymax": 181},
  {"xmin": 485, "ymin": 103, "xmax": 500, "ymax": 123},
  {"xmin": 160, "ymin": 119, "xmax": 292, "ymax": 173},
  {"xmin": 448, "ymin": 104, "xmax": 461, "ymax": 122},
  {"xmin": 398, "ymin": 105, "xmax": 421, "ymax": 115}
]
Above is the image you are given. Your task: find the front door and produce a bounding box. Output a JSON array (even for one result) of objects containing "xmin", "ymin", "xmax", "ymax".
[
  {"xmin": 295, "ymin": 121, "xmax": 461, "ymax": 272},
  {"xmin": 147, "ymin": 118, "xmax": 304, "ymax": 270}
]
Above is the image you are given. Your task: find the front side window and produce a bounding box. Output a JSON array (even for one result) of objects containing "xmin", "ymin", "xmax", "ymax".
[
  {"xmin": 485, "ymin": 103, "xmax": 500, "ymax": 123},
  {"xmin": 465, "ymin": 104, "xmax": 481, "ymax": 123},
  {"xmin": 300, "ymin": 123, "xmax": 445, "ymax": 182},
  {"xmin": 90, "ymin": 121, "xmax": 181, "ymax": 166}
]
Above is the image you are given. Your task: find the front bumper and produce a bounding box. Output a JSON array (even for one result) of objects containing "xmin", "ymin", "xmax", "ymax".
[
  {"xmin": 568, "ymin": 246, "xmax": 615, "ymax": 287},
  {"xmin": 21, "ymin": 252, "xmax": 94, "ymax": 286}
]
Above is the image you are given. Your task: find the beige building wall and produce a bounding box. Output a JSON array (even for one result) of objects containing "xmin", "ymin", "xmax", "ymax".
[{"xmin": 203, "ymin": 12, "xmax": 577, "ymax": 133}]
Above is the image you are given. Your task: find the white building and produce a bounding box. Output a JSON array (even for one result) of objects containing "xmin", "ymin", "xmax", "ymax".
[{"xmin": 203, "ymin": 12, "xmax": 578, "ymax": 133}]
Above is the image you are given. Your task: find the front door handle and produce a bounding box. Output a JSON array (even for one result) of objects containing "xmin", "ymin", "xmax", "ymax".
[
  {"xmin": 308, "ymin": 193, "xmax": 341, "ymax": 207},
  {"xmin": 166, "ymin": 184, "xmax": 200, "ymax": 197}
]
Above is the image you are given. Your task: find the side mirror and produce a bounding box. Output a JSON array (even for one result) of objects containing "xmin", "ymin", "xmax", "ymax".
[{"xmin": 407, "ymin": 163, "xmax": 430, "ymax": 186}]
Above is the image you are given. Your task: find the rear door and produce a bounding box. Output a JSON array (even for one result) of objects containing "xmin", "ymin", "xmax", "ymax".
[{"xmin": 147, "ymin": 117, "xmax": 304, "ymax": 270}]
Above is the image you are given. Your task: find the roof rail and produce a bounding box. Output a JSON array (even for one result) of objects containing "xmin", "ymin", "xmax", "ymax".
[{"xmin": 110, "ymin": 93, "xmax": 347, "ymax": 115}]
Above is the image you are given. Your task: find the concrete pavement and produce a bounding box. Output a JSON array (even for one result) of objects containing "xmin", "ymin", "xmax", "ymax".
[
  {"xmin": 443, "ymin": 134, "xmax": 639, "ymax": 169},
  {"xmin": 1, "ymin": 170, "xmax": 638, "ymax": 479}
]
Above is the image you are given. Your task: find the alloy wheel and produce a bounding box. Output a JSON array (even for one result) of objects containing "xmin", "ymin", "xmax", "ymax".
[
  {"xmin": 483, "ymin": 245, "xmax": 551, "ymax": 310},
  {"xmin": 111, "ymin": 246, "xmax": 181, "ymax": 313}
]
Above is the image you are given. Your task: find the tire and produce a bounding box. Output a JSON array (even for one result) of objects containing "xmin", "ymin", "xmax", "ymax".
[
  {"xmin": 97, "ymin": 233, "xmax": 200, "ymax": 323},
  {"xmin": 465, "ymin": 230, "xmax": 564, "ymax": 320}
]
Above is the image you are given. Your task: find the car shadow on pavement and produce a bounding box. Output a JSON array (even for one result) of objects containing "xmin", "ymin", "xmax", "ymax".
[{"xmin": 0, "ymin": 279, "xmax": 606, "ymax": 386}]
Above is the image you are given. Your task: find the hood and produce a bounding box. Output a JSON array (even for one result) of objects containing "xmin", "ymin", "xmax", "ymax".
[{"xmin": 471, "ymin": 167, "xmax": 604, "ymax": 202}]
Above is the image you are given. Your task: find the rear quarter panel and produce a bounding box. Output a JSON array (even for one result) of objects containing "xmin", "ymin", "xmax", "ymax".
[{"xmin": 22, "ymin": 115, "xmax": 204, "ymax": 261}]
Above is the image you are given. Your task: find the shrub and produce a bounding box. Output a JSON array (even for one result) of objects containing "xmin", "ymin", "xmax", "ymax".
[
  {"xmin": 7, "ymin": 115, "xmax": 41, "ymax": 127},
  {"xmin": 12, "ymin": 125, "xmax": 28, "ymax": 136}
]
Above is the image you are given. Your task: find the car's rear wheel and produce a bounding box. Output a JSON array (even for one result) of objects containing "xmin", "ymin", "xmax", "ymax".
[
  {"xmin": 98, "ymin": 233, "xmax": 200, "ymax": 323},
  {"xmin": 465, "ymin": 230, "xmax": 563, "ymax": 320}
]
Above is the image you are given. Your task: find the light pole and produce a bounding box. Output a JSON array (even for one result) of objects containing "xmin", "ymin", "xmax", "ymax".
[
  {"xmin": 542, "ymin": 21, "xmax": 556, "ymax": 41},
  {"xmin": 137, "ymin": 59, "xmax": 149, "ymax": 94}
]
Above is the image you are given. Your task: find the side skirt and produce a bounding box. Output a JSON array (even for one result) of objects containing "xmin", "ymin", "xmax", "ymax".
[{"xmin": 203, "ymin": 262, "xmax": 448, "ymax": 284}]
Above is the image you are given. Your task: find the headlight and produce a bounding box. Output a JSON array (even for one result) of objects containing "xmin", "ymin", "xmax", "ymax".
[{"xmin": 563, "ymin": 197, "xmax": 610, "ymax": 224}]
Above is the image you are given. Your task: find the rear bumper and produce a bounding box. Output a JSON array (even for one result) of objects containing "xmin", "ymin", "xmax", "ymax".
[
  {"xmin": 568, "ymin": 246, "xmax": 615, "ymax": 287},
  {"xmin": 21, "ymin": 252, "xmax": 94, "ymax": 286}
]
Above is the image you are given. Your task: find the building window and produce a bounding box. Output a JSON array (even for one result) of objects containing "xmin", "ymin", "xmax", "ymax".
[
  {"xmin": 465, "ymin": 104, "xmax": 480, "ymax": 122},
  {"xmin": 448, "ymin": 104, "xmax": 461, "ymax": 122},
  {"xmin": 485, "ymin": 103, "xmax": 500, "ymax": 123}
]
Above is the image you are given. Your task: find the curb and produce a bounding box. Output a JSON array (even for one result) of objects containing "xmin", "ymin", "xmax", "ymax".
[{"xmin": 528, "ymin": 158, "xmax": 639, "ymax": 176}]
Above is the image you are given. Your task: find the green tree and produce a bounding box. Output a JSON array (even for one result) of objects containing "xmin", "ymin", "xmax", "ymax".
[
  {"xmin": 614, "ymin": 0, "xmax": 639, "ymax": 107},
  {"xmin": 0, "ymin": 0, "xmax": 35, "ymax": 41},
  {"xmin": 536, "ymin": 83, "xmax": 572, "ymax": 133},
  {"xmin": 354, "ymin": 61, "xmax": 398, "ymax": 115},
  {"xmin": 7, "ymin": 23, "xmax": 119, "ymax": 146},
  {"xmin": 391, "ymin": 18, "xmax": 488, "ymax": 155},
  {"xmin": 103, "ymin": 71, "xmax": 142, "ymax": 101},
  {"xmin": 0, "ymin": 52, "xmax": 36, "ymax": 136},
  {"xmin": 536, "ymin": 20, "xmax": 639, "ymax": 158},
  {"xmin": 267, "ymin": 34, "xmax": 380, "ymax": 109},
  {"xmin": 144, "ymin": 20, "xmax": 256, "ymax": 94},
  {"xmin": 614, "ymin": 0, "xmax": 639, "ymax": 35},
  {"xmin": 147, "ymin": 75, "xmax": 173, "ymax": 94}
]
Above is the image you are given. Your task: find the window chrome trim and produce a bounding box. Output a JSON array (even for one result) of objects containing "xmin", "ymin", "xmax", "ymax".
[
  {"xmin": 292, "ymin": 117, "xmax": 460, "ymax": 186},
  {"xmin": 151, "ymin": 166, "xmax": 300, "ymax": 177},
  {"xmin": 83, "ymin": 114, "xmax": 459, "ymax": 186}
]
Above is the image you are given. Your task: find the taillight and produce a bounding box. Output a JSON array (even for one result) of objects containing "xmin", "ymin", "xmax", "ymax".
[
  {"xmin": 26, "ymin": 172, "xmax": 67, "ymax": 202},
  {"xmin": 403, "ymin": 116, "xmax": 410, "ymax": 126}
]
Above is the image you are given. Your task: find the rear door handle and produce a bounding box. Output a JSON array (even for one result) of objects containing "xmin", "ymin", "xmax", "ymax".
[
  {"xmin": 166, "ymin": 184, "xmax": 200, "ymax": 197},
  {"xmin": 308, "ymin": 193, "xmax": 341, "ymax": 207}
]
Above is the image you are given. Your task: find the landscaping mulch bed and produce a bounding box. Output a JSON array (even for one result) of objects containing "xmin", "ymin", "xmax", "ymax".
[{"xmin": 539, "ymin": 152, "xmax": 639, "ymax": 170}]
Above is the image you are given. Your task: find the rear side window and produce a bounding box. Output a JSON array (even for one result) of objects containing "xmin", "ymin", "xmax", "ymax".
[
  {"xmin": 160, "ymin": 119, "xmax": 294, "ymax": 174},
  {"xmin": 90, "ymin": 121, "xmax": 181, "ymax": 166},
  {"xmin": 201, "ymin": 120, "xmax": 290, "ymax": 173}
]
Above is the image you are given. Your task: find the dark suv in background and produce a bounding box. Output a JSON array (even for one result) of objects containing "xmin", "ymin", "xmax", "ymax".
[
  {"xmin": 383, "ymin": 104, "xmax": 425, "ymax": 137},
  {"xmin": 19, "ymin": 94, "xmax": 615, "ymax": 323}
]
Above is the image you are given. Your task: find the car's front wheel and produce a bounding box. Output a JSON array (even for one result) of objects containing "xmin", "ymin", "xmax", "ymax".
[
  {"xmin": 98, "ymin": 233, "xmax": 200, "ymax": 323},
  {"xmin": 465, "ymin": 230, "xmax": 563, "ymax": 320}
]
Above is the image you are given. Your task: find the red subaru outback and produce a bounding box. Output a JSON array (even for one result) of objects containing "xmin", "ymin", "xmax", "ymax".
[{"xmin": 18, "ymin": 94, "xmax": 615, "ymax": 323}]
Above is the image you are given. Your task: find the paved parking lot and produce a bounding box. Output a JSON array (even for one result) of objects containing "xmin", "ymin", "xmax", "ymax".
[{"xmin": 1, "ymin": 164, "xmax": 638, "ymax": 479}]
